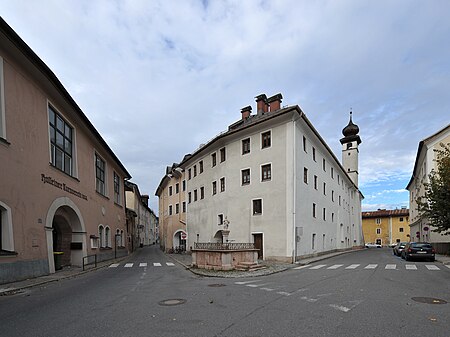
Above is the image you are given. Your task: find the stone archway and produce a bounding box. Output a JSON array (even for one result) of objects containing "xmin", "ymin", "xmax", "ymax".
[
  {"xmin": 173, "ymin": 230, "xmax": 186, "ymax": 252},
  {"xmin": 45, "ymin": 197, "xmax": 86, "ymax": 273}
]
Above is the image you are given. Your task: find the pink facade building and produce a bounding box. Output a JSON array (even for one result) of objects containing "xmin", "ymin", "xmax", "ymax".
[{"xmin": 0, "ymin": 18, "xmax": 131, "ymax": 283}]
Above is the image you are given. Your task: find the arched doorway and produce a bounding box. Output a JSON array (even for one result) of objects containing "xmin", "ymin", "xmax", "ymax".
[
  {"xmin": 45, "ymin": 197, "xmax": 86, "ymax": 273},
  {"xmin": 173, "ymin": 230, "xmax": 186, "ymax": 252},
  {"xmin": 213, "ymin": 230, "xmax": 223, "ymax": 243}
]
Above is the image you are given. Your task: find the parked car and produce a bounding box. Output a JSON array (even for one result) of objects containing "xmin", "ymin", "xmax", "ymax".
[
  {"xmin": 365, "ymin": 242, "xmax": 382, "ymax": 248},
  {"xmin": 401, "ymin": 242, "xmax": 435, "ymax": 261},
  {"xmin": 393, "ymin": 242, "xmax": 407, "ymax": 256}
]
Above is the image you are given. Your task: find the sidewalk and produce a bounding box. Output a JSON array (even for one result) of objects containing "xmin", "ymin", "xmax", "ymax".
[{"xmin": 1, "ymin": 250, "xmax": 449, "ymax": 296}]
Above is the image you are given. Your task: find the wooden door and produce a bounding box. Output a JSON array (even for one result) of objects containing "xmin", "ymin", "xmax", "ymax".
[{"xmin": 253, "ymin": 234, "xmax": 263, "ymax": 260}]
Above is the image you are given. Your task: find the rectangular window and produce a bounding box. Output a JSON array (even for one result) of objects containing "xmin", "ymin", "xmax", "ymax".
[
  {"xmin": 332, "ymin": 213, "xmax": 335, "ymax": 222},
  {"xmin": 212, "ymin": 181, "xmax": 217, "ymax": 195},
  {"xmin": 188, "ymin": 168, "xmax": 192, "ymax": 180},
  {"xmin": 175, "ymin": 203, "xmax": 179, "ymax": 214},
  {"xmin": 376, "ymin": 218, "xmax": 381, "ymax": 224},
  {"xmin": 182, "ymin": 180, "xmax": 186, "ymax": 191},
  {"xmin": 242, "ymin": 138, "xmax": 250, "ymax": 155},
  {"xmin": 194, "ymin": 165, "xmax": 197, "ymax": 177},
  {"xmin": 331, "ymin": 167, "xmax": 334, "ymax": 179},
  {"xmin": 175, "ymin": 183, "xmax": 179, "ymax": 194},
  {"xmin": 242, "ymin": 169, "xmax": 250, "ymax": 185},
  {"xmin": 261, "ymin": 164, "xmax": 271, "ymax": 181},
  {"xmin": 312, "ymin": 233, "xmax": 316, "ymax": 250},
  {"xmin": 314, "ymin": 175, "xmax": 318, "ymax": 190},
  {"xmin": 169, "ymin": 205, "xmax": 173, "ymax": 216},
  {"xmin": 169, "ymin": 186, "xmax": 173, "ymax": 196},
  {"xmin": 211, "ymin": 153, "xmax": 217, "ymax": 167},
  {"xmin": 303, "ymin": 136, "xmax": 307, "ymax": 152},
  {"xmin": 312, "ymin": 147, "xmax": 316, "ymax": 161},
  {"xmin": 199, "ymin": 161, "xmax": 203, "ymax": 173},
  {"xmin": 323, "ymin": 158, "xmax": 326, "ymax": 171},
  {"xmin": 188, "ymin": 192, "xmax": 192, "ymax": 203},
  {"xmin": 332, "ymin": 190, "xmax": 335, "ymax": 202},
  {"xmin": 399, "ymin": 227, "xmax": 404, "ymax": 232},
  {"xmin": 114, "ymin": 172, "xmax": 120, "ymax": 204},
  {"xmin": 200, "ymin": 186, "xmax": 204, "ymax": 200},
  {"xmin": 182, "ymin": 202, "xmax": 186, "ymax": 213},
  {"xmin": 399, "ymin": 217, "xmax": 404, "ymax": 222},
  {"xmin": 49, "ymin": 105, "xmax": 73, "ymax": 176},
  {"xmin": 95, "ymin": 154, "xmax": 106, "ymax": 195},
  {"xmin": 304, "ymin": 167, "xmax": 308, "ymax": 184},
  {"xmin": 376, "ymin": 228, "xmax": 381, "ymax": 235},
  {"xmin": 220, "ymin": 147, "xmax": 226, "ymax": 162},
  {"xmin": 323, "ymin": 208, "xmax": 326, "ymax": 221},
  {"xmin": 253, "ymin": 199, "xmax": 262, "ymax": 215},
  {"xmin": 261, "ymin": 131, "xmax": 271, "ymax": 149},
  {"xmin": 218, "ymin": 214, "xmax": 224, "ymax": 225},
  {"xmin": 339, "ymin": 195, "xmax": 341, "ymax": 206},
  {"xmin": 312, "ymin": 203, "xmax": 316, "ymax": 218},
  {"xmin": 323, "ymin": 182, "xmax": 326, "ymax": 195},
  {"xmin": 194, "ymin": 189, "xmax": 198, "ymax": 201},
  {"xmin": 220, "ymin": 177, "xmax": 225, "ymax": 192}
]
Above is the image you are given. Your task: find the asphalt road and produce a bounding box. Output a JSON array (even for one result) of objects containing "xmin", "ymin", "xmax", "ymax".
[{"xmin": 0, "ymin": 246, "xmax": 448, "ymax": 337}]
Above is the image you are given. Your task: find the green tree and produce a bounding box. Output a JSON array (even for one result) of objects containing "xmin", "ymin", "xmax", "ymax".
[{"xmin": 416, "ymin": 142, "xmax": 450, "ymax": 234}]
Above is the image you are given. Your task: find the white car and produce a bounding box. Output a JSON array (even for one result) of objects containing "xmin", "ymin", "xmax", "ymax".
[{"xmin": 365, "ymin": 242, "xmax": 382, "ymax": 248}]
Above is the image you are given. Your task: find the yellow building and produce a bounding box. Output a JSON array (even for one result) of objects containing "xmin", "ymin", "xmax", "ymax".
[{"xmin": 362, "ymin": 209, "xmax": 410, "ymax": 246}]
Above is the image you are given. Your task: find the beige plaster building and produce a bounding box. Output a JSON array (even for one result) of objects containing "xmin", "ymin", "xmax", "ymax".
[
  {"xmin": 362, "ymin": 208, "xmax": 409, "ymax": 246},
  {"xmin": 406, "ymin": 124, "xmax": 450, "ymax": 254},
  {"xmin": 155, "ymin": 163, "xmax": 187, "ymax": 252},
  {"xmin": 0, "ymin": 18, "xmax": 131, "ymax": 283}
]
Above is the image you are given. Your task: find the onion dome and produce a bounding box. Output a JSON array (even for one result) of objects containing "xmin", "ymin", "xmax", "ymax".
[{"xmin": 340, "ymin": 111, "xmax": 361, "ymax": 145}]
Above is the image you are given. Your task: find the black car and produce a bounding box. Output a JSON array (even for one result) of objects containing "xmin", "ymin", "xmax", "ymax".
[{"xmin": 401, "ymin": 242, "xmax": 435, "ymax": 262}]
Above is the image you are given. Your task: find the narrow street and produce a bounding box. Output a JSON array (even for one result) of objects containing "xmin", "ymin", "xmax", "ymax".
[{"xmin": 0, "ymin": 246, "xmax": 448, "ymax": 337}]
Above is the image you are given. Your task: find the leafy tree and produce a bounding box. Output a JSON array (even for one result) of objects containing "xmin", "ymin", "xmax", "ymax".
[{"xmin": 416, "ymin": 142, "xmax": 450, "ymax": 234}]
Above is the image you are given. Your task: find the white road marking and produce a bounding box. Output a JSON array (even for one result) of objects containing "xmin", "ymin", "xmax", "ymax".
[
  {"xmin": 329, "ymin": 304, "xmax": 351, "ymax": 312},
  {"xmin": 124, "ymin": 263, "xmax": 133, "ymax": 268},
  {"xmin": 364, "ymin": 264, "xmax": 377, "ymax": 269},
  {"xmin": 327, "ymin": 264, "xmax": 344, "ymax": 269},
  {"xmin": 345, "ymin": 264, "xmax": 360, "ymax": 269},
  {"xmin": 109, "ymin": 263, "xmax": 120, "ymax": 268},
  {"xmin": 446, "ymin": 265, "xmax": 450, "ymax": 269},
  {"xmin": 166, "ymin": 262, "xmax": 175, "ymax": 266},
  {"xmin": 425, "ymin": 265, "xmax": 440, "ymax": 270},
  {"xmin": 246, "ymin": 284, "xmax": 266, "ymax": 288},
  {"xmin": 385, "ymin": 264, "xmax": 396, "ymax": 270},
  {"xmin": 294, "ymin": 265, "xmax": 309, "ymax": 270},
  {"xmin": 235, "ymin": 280, "xmax": 261, "ymax": 285},
  {"xmin": 277, "ymin": 291, "xmax": 292, "ymax": 296},
  {"xmin": 260, "ymin": 288, "xmax": 275, "ymax": 292},
  {"xmin": 153, "ymin": 262, "xmax": 162, "ymax": 267},
  {"xmin": 405, "ymin": 265, "xmax": 417, "ymax": 270},
  {"xmin": 139, "ymin": 263, "xmax": 147, "ymax": 267},
  {"xmin": 309, "ymin": 264, "xmax": 327, "ymax": 270}
]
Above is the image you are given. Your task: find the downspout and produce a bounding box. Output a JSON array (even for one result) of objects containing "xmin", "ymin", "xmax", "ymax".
[{"xmin": 292, "ymin": 116, "xmax": 298, "ymax": 263}]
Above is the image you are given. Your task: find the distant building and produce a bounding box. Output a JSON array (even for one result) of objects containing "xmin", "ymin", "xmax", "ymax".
[
  {"xmin": 406, "ymin": 124, "xmax": 450, "ymax": 253},
  {"xmin": 155, "ymin": 163, "xmax": 187, "ymax": 252},
  {"xmin": 362, "ymin": 208, "xmax": 410, "ymax": 246},
  {"xmin": 125, "ymin": 182, "xmax": 154, "ymax": 249},
  {"xmin": 173, "ymin": 93, "xmax": 363, "ymax": 262},
  {"xmin": 0, "ymin": 18, "xmax": 131, "ymax": 283}
]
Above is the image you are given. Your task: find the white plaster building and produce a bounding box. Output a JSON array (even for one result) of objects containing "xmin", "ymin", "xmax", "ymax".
[
  {"xmin": 181, "ymin": 94, "xmax": 364, "ymax": 263},
  {"xmin": 406, "ymin": 124, "xmax": 450, "ymax": 253}
]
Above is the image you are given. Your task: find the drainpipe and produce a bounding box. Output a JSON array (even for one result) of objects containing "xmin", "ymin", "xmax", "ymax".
[{"xmin": 292, "ymin": 117, "xmax": 298, "ymax": 263}]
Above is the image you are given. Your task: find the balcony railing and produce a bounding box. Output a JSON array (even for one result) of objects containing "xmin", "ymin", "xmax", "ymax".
[{"xmin": 194, "ymin": 242, "xmax": 255, "ymax": 250}]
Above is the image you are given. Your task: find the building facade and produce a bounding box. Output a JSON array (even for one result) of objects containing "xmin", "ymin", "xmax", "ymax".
[
  {"xmin": 362, "ymin": 208, "xmax": 410, "ymax": 246},
  {"xmin": 178, "ymin": 93, "xmax": 363, "ymax": 263},
  {"xmin": 0, "ymin": 19, "xmax": 131, "ymax": 283},
  {"xmin": 406, "ymin": 124, "xmax": 450, "ymax": 253},
  {"xmin": 155, "ymin": 164, "xmax": 187, "ymax": 252}
]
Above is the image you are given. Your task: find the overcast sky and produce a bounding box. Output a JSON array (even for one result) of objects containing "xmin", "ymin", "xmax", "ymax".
[{"xmin": 1, "ymin": 0, "xmax": 449, "ymax": 212}]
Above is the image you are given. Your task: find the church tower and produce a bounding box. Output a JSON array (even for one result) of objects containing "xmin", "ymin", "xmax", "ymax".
[{"xmin": 340, "ymin": 112, "xmax": 361, "ymax": 187}]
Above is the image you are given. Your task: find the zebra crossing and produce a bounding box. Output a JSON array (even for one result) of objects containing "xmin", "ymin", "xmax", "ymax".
[
  {"xmin": 109, "ymin": 262, "xmax": 176, "ymax": 268},
  {"xmin": 294, "ymin": 263, "xmax": 447, "ymax": 271}
]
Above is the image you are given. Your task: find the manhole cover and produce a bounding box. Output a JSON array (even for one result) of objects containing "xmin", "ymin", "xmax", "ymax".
[
  {"xmin": 208, "ymin": 283, "xmax": 226, "ymax": 287},
  {"xmin": 158, "ymin": 299, "xmax": 186, "ymax": 306},
  {"xmin": 411, "ymin": 297, "xmax": 447, "ymax": 304}
]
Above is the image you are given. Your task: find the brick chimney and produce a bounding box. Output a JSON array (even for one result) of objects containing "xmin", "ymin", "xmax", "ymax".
[
  {"xmin": 255, "ymin": 94, "xmax": 268, "ymax": 115},
  {"xmin": 267, "ymin": 93, "xmax": 283, "ymax": 112},
  {"xmin": 241, "ymin": 105, "xmax": 252, "ymax": 120}
]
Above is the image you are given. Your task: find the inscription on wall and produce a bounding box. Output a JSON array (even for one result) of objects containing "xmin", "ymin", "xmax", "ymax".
[{"xmin": 41, "ymin": 174, "xmax": 88, "ymax": 200}]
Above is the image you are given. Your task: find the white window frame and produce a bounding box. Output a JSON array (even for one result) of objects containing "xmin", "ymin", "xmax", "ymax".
[
  {"xmin": 241, "ymin": 168, "xmax": 251, "ymax": 186},
  {"xmin": 261, "ymin": 163, "xmax": 272, "ymax": 182},
  {"xmin": 218, "ymin": 214, "xmax": 224, "ymax": 225},
  {"xmin": 242, "ymin": 137, "xmax": 251, "ymax": 155},
  {"xmin": 252, "ymin": 198, "xmax": 263, "ymax": 216},
  {"xmin": 0, "ymin": 57, "xmax": 6, "ymax": 140},
  {"xmin": 260, "ymin": 129, "xmax": 272, "ymax": 149},
  {"xmin": 95, "ymin": 153, "xmax": 107, "ymax": 196},
  {"xmin": 98, "ymin": 225, "xmax": 105, "ymax": 248},
  {"xmin": 0, "ymin": 201, "xmax": 14, "ymax": 252}
]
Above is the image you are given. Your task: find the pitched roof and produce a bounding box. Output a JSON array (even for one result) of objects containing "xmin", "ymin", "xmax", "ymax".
[{"xmin": 362, "ymin": 209, "xmax": 409, "ymax": 218}]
